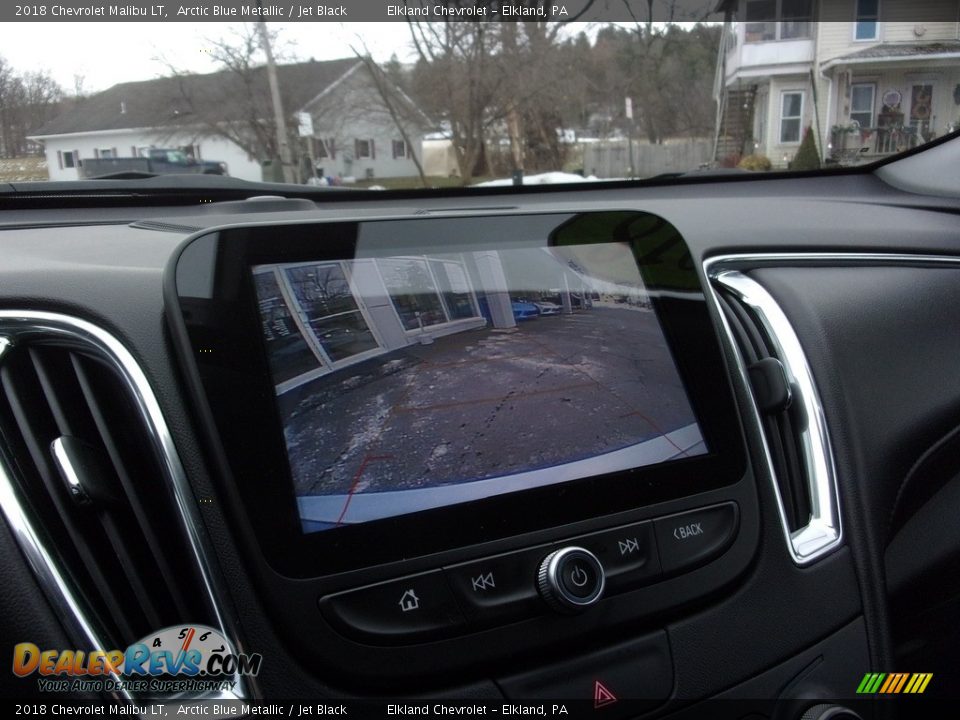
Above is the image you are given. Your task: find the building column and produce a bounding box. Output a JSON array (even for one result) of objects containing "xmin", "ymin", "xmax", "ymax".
[
  {"xmin": 561, "ymin": 274, "xmax": 573, "ymax": 314},
  {"xmin": 472, "ymin": 251, "xmax": 516, "ymax": 329}
]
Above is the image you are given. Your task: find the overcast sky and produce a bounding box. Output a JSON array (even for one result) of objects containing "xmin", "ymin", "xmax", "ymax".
[
  {"xmin": 3, "ymin": 23, "xmax": 422, "ymax": 93},
  {"xmin": 3, "ymin": 21, "xmax": 702, "ymax": 94}
]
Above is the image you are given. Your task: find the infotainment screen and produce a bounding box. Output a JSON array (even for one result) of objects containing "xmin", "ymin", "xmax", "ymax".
[
  {"xmin": 251, "ymin": 240, "xmax": 707, "ymax": 534},
  {"xmin": 171, "ymin": 211, "xmax": 745, "ymax": 576}
]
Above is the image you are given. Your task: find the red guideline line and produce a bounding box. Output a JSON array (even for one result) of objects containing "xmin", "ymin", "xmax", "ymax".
[{"xmin": 336, "ymin": 454, "xmax": 393, "ymax": 526}]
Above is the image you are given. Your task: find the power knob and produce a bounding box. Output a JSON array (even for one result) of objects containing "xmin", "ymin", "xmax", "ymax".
[
  {"xmin": 537, "ymin": 546, "xmax": 605, "ymax": 613},
  {"xmin": 798, "ymin": 705, "xmax": 862, "ymax": 720}
]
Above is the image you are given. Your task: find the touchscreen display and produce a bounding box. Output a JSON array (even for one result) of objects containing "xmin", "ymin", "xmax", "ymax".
[{"xmin": 252, "ymin": 241, "xmax": 707, "ymax": 533}]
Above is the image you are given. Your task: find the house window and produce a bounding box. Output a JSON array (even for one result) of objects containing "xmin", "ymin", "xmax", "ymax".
[
  {"xmin": 780, "ymin": 0, "xmax": 812, "ymax": 39},
  {"xmin": 780, "ymin": 91, "xmax": 803, "ymax": 143},
  {"xmin": 745, "ymin": 0, "xmax": 776, "ymax": 42},
  {"xmin": 850, "ymin": 83, "xmax": 876, "ymax": 128},
  {"xmin": 854, "ymin": 0, "xmax": 879, "ymax": 40},
  {"xmin": 99, "ymin": 148, "xmax": 115, "ymax": 159},
  {"xmin": 745, "ymin": 0, "xmax": 811, "ymax": 42},
  {"xmin": 392, "ymin": 140, "xmax": 407, "ymax": 159},
  {"xmin": 312, "ymin": 138, "xmax": 336, "ymax": 159},
  {"xmin": 62, "ymin": 151, "xmax": 76, "ymax": 169},
  {"xmin": 355, "ymin": 139, "xmax": 374, "ymax": 159}
]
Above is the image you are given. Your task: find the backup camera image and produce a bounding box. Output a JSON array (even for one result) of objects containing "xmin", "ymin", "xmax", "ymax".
[{"xmin": 253, "ymin": 242, "xmax": 706, "ymax": 532}]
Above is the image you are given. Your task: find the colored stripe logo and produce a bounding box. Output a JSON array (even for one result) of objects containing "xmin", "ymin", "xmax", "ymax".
[{"xmin": 857, "ymin": 672, "xmax": 933, "ymax": 694}]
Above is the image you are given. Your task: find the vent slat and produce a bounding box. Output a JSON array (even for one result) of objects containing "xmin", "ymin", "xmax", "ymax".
[
  {"xmin": 98, "ymin": 511, "xmax": 166, "ymax": 632},
  {"xmin": 70, "ymin": 353, "xmax": 196, "ymax": 622},
  {"xmin": 30, "ymin": 348, "xmax": 90, "ymax": 439},
  {"xmin": 717, "ymin": 289, "xmax": 812, "ymax": 531}
]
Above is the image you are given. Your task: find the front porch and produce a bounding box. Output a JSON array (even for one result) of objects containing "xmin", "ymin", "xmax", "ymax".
[
  {"xmin": 827, "ymin": 123, "xmax": 925, "ymax": 165},
  {"xmin": 824, "ymin": 43, "xmax": 960, "ymax": 165}
]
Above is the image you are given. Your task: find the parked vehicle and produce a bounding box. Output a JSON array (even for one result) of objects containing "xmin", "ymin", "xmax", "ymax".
[
  {"xmin": 510, "ymin": 299, "xmax": 540, "ymax": 320},
  {"xmin": 532, "ymin": 301, "xmax": 561, "ymax": 316},
  {"xmin": 81, "ymin": 148, "xmax": 228, "ymax": 178}
]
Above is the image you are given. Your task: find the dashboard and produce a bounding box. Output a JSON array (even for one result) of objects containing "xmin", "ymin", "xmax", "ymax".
[{"xmin": 1, "ymin": 146, "xmax": 959, "ymax": 718}]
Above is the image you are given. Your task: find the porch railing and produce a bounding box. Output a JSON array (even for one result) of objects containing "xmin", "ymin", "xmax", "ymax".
[{"xmin": 830, "ymin": 125, "xmax": 923, "ymax": 164}]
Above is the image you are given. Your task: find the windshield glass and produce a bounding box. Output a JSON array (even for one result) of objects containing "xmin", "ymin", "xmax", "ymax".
[{"xmin": 2, "ymin": 1, "xmax": 957, "ymax": 187}]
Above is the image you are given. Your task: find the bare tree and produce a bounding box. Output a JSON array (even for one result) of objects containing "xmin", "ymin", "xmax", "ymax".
[
  {"xmin": 620, "ymin": 0, "xmax": 718, "ymax": 143},
  {"xmin": 406, "ymin": 2, "xmax": 596, "ymax": 182},
  {"xmin": 0, "ymin": 56, "xmax": 63, "ymax": 158},
  {"xmin": 0, "ymin": 57, "xmax": 20, "ymax": 157},
  {"xmin": 407, "ymin": 17, "xmax": 502, "ymax": 183},
  {"xmin": 158, "ymin": 24, "xmax": 293, "ymax": 168},
  {"xmin": 349, "ymin": 42, "xmax": 429, "ymax": 186}
]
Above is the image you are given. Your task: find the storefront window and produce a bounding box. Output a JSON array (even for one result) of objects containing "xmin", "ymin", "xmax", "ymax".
[
  {"xmin": 308, "ymin": 311, "xmax": 380, "ymax": 362},
  {"xmin": 377, "ymin": 257, "xmax": 448, "ymax": 330},
  {"xmin": 284, "ymin": 263, "xmax": 378, "ymax": 362},
  {"xmin": 431, "ymin": 260, "xmax": 478, "ymax": 321},
  {"xmin": 254, "ymin": 270, "xmax": 324, "ymax": 384}
]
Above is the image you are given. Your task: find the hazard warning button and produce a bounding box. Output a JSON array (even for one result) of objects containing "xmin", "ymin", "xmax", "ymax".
[
  {"xmin": 497, "ymin": 630, "xmax": 672, "ymax": 717},
  {"xmin": 594, "ymin": 680, "xmax": 617, "ymax": 708}
]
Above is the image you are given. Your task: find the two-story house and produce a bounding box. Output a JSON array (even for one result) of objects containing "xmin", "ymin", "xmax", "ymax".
[
  {"xmin": 714, "ymin": 0, "xmax": 960, "ymax": 167},
  {"xmin": 30, "ymin": 58, "xmax": 431, "ymax": 183}
]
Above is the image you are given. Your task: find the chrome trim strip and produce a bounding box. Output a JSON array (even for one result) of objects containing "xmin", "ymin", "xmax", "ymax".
[
  {"xmin": 707, "ymin": 252, "xmax": 960, "ymax": 270},
  {"xmin": 0, "ymin": 312, "xmax": 250, "ymax": 700},
  {"xmin": 0, "ymin": 455, "xmax": 135, "ymax": 700}
]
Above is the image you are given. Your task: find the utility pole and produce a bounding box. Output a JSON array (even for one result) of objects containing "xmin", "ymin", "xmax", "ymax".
[{"xmin": 257, "ymin": 15, "xmax": 295, "ymax": 183}]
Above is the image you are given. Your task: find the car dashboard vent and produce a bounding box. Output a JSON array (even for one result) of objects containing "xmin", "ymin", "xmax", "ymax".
[
  {"xmin": 0, "ymin": 313, "xmax": 248, "ymax": 700},
  {"xmin": 708, "ymin": 266, "xmax": 842, "ymax": 565}
]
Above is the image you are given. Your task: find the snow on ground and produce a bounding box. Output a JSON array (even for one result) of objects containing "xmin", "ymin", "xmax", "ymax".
[{"xmin": 473, "ymin": 171, "xmax": 606, "ymax": 187}]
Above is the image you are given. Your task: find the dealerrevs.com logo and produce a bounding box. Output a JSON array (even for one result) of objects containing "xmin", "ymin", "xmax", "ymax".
[
  {"xmin": 857, "ymin": 672, "xmax": 934, "ymax": 695},
  {"xmin": 12, "ymin": 624, "xmax": 262, "ymax": 694}
]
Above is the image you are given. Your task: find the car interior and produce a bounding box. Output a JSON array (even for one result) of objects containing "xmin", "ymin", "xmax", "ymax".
[{"xmin": 2, "ymin": 106, "xmax": 960, "ymax": 719}]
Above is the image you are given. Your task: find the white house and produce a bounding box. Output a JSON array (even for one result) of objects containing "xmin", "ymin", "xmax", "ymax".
[
  {"xmin": 714, "ymin": 0, "xmax": 960, "ymax": 166},
  {"xmin": 30, "ymin": 58, "xmax": 431, "ymax": 183}
]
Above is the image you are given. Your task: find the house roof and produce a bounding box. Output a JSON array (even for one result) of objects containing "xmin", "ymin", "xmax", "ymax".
[
  {"xmin": 835, "ymin": 41, "xmax": 960, "ymax": 62},
  {"xmin": 31, "ymin": 58, "xmax": 362, "ymax": 137}
]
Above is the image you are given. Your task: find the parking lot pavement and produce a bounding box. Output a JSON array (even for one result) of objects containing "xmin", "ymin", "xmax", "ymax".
[{"xmin": 280, "ymin": 305, "xmax": 700, "ymax": 501}]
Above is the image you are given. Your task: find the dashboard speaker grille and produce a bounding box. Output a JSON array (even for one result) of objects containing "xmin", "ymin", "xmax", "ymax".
[{"xmin": 0, "ymin": 313, "xmax": 248, "ymax": 699}]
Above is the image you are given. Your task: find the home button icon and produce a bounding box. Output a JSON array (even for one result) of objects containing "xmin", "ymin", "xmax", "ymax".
[{"xmin": 398, "ymin": 589, "xmax": 420, "ymax": 612}]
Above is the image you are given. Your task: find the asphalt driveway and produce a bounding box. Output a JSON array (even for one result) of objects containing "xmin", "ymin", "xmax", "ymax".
[{"xmin": 279, "ymin": 305, "xmax": 700, "ymax": 510}]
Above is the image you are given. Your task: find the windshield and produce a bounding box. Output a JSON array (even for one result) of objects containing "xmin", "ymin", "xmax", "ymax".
[{"xmin": 2, "ymin": 2, "xmax": 957, "ymax": 187}]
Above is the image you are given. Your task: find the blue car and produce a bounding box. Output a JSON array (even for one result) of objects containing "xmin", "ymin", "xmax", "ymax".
[
  {"xmin": 511, "ymin": 299, "xmax": 540, "ymax": 321},
  {"xmin": 477, "ymin": 297, "xmax": 540, "ymax": 322}
]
